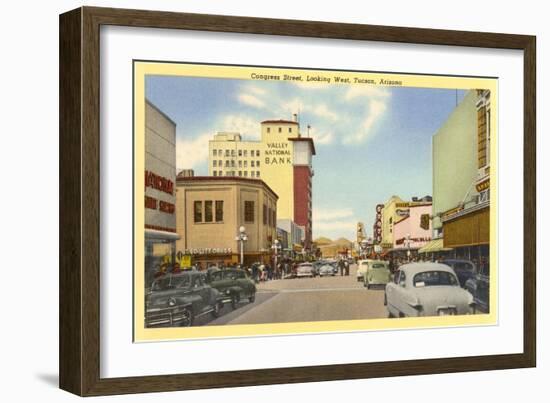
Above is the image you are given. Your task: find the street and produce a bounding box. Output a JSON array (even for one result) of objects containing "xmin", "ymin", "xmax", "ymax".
[{"xmin": 201, "ymin": 263, "xmax": 387, "ymax": 326}]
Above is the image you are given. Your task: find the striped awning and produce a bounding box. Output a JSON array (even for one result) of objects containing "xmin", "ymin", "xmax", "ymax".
[{"xmin": 418, "ymin": 238, "xmax": 453, "ymax": 254}]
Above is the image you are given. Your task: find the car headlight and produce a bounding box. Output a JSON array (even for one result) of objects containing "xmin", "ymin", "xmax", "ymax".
[{"xmin": 168, "ymin": 297, "xmax": 176, "ymax": 307}]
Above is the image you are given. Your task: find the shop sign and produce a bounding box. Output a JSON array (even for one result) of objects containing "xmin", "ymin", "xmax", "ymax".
[
  {"xmin": 145, "ymin": 170, "xmax": 174, "ymax": 195},
  {"xmin": 180, "ymin": 248, "xmax": 232, "ymax": 255}
]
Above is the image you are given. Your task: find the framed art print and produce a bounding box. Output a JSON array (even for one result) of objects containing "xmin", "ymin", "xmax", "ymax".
[{"xmin": 59, "ymin": 6, "xmax": 536, "ymax": 396}]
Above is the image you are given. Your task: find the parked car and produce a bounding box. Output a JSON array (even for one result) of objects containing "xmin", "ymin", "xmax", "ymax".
[
  {"xmin": 363, "ymin": 260, "xmax": 392, "ymax": 289},
  {"xmin": 441, "ymin": 259, "xmax": 476, "ymax": 287},
  {"xmin": 207, "ymin": 268, "xmax": 256, "ymax": 309},
  {"xmin": 356, "ymin": 259, "xmax": 373, "ymax": 282},
  {"xmin": 145, "ymin": 271, "xmax": 222, "ymax": 327},
  {"xmin": 318, "ymin": 263, "xmax": 337, "ymax": 277},
  {"xmin": 465, "ymin": 263, "xmax": 490, "ymax": 313},
  {"xmin": 296, "ymin": 262, "xmax": 315, "ymax": 278},
  {"xmin": 385, "ymin": 263, "xmax": 476, "ymax": 317}
]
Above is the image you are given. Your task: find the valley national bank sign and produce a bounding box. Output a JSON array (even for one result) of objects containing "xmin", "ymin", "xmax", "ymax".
[{"xmin": 265, "ymin": 142, "xmax": 292, "ymax": 165}]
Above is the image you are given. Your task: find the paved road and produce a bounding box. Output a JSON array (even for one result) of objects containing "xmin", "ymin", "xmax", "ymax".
[{"xmin": 206, "ymin": 264, "xmax": 387, "ymax": 326}]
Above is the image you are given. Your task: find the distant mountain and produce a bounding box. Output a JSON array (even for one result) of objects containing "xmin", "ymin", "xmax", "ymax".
[
  {"xmin": 313, "ymin": 237, "xmax": 332, "ymax": 245},
  {"xmin": 333, "ymin": 237, "xmax": 352, "ymax": 246}
]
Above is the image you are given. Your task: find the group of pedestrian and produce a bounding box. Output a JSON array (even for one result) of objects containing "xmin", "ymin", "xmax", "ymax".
[{"xmin": 337, "ymin": 258, "xmax": 350, "ymax": 276}]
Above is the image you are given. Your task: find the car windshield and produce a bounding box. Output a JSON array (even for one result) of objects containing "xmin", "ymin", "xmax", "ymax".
[
  {"xmin": 151, "ymin": 277, "xmax": 172, "ymax": 291},
  {"xmin": 370, "ymin": 263, "xmax": 386, "ymax": 269},
  {"xmin": 361, "ymin": 262, "xmax": 369, "ymax": 266},
  {"xmin": 413, "ymin": 271, "xmax": 458, "ymax": 287}
]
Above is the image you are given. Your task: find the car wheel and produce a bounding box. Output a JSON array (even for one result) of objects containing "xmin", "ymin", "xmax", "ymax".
[
  {"xmin": 249, "ymin": 294, "xmax": 256, "ymax": 303},
  {"xmin": 387, "ymin": 310, "xmax": 394, "ymax": 318},
  {"xmin": 180, "ymin": 307, "xmax": 194, "ymax": 327},
  {"xmin": 231, "ymin": 294, "xmax": 240, "ymax": 309},
  {"xmin": 211, "ymin": 302, "xmax": 221, "ymax": 318}
]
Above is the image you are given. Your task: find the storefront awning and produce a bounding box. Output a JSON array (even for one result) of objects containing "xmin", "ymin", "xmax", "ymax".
[
  {"xmin": 418, "ymin": 238, "xmax": 452, "ymax": 254},
  {"xmin": 145, "ymin": 228, "xmax": 181, "ymax": 240}
]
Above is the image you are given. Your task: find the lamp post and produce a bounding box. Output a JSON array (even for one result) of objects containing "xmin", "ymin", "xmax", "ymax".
[
  {"xmin": 235, "ymin": 226, "xmax": 248, "ymax": 266},
  {"xmin": 405, "ymin": 233, "xmax": 411, "ymax": 262},
  {"xmin": 272, "ymin": 239, "xmax": 281, "ymax": 275}
]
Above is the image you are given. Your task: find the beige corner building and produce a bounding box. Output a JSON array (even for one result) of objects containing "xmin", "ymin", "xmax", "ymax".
[
  {"xmin": 208, "ymin": 118, "xmax": 315, "ymax": 251},
  {"xmin": 175, "ymin": 175, "xmax": 278, "ymax": 266}
]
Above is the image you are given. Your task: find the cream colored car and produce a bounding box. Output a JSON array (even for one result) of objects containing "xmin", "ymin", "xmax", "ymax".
[
  {"xmin": 356, "ymin": 259, "xmax": 374, "ymax": 282},
  {"xmin": 385, "ymin": 263, "xmax": 476, "ymax": 317}
]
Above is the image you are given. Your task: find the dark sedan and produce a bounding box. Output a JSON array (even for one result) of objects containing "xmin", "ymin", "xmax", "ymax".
[
  {"xmin": 207, "ymin": 268, "xmax": 257, "ymax": 309},
  {"xmin": 145, "ymin": 271, "xmax": 222, "ymax": 327}
]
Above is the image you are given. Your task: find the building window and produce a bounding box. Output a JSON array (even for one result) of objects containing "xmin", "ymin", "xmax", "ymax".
[
  {"xmin": 244, "ymin": 201, "xmax": 255, "ymax": 223},
  {"xmin": 263, "ymin": 204, "xmax": 268, "ymax": 225},
  {"xmin": 225, "ymin": 150, "xmax": 229, "ymax": 157},
  {"xmin": 225, "ymin": 160, "xmax": 230, "ymax": 167},
  {"xmin": 478, "ymin": 105, "xmax": 488, "ymax": 169},
  {"xmin": 251, "ymin": 171, "xmax": 255, "ymax": 178},
  {"xmin": 231, "ymin": 160, "xmax": 235, "ymax": 167},
  {"xmin": 244, "ymin": 150, "xmax": 248, "ymax": 157},
  {"xmin": 251, "ymin": 161, "xmax": 255, "ymax": 167},
  {"xmin": 215, "ymin": 200, "xmax": 224, "ymax": 222},
  {"xmin": 218, "ymin": 160, "xmax": 222, "ymax": 166},
  {"xmin": 278, "ymin": 127, "xmax": 282, "ymax": 133},
  {"xmin": 289, "ymin": 127, "xmax": 292, "ymax": 133},
  {"xmin": 205, "ymin": 201, "xmax": 213, "ymax": 222},
  {"xmin": 218, "ymin": 171, "xmax": 222, "ymax": 176},
  {"xmin": 243, "ymin": 171, "xmax": 248, "ymax": 177},
  {"xmin": 213, "ymin": 171, "xmax": 217, "ymax": 177},
  {"xmin": 244, "ymin": 161, "xmax": 248, "ymax": 168},
  {"xmin": 213, "ymin": 160, "xmax": 217, "ymax": 167},
  {"xmin": 238, "ymin": 160, "xmax": 242, "ymax": 168},
  {"xmin": 257, "ymin": 160, "xmax": 260, "ymax": 167},
  {"xmin": 194, "ymin": 201, "xmax": 202, "ymax": 223},
  {"xmin": 267, "ymin": 127, "xmax": 271, "ymax": 133},
  {"xmin": 238, "ymin": 171, "xmax": 242, "ymax": 177},
  {"xmin": 256, "ymin": 171, "xmax": 260, "ymax": 178},
  {"xmin": 213, "ymin": 149, "xmax": 217, "ymax": 156},
  {"xmin": 272, "ymin": 209, "xmax": 276, "ymax": 227},
  {"xmin": 238, "ymin": 149, "xmax": 242, "ymax": 157},
  {"xmin": 256, "ymin": 150, "xmax": 260, "ymax": 157},
  {"xmin": 268, "ymin": 207, "xmax": 272, "ymax": 226}
]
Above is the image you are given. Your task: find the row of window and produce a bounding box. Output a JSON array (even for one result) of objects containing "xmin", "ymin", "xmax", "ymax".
[
  {"xmin": 213, "ymin": 160, "xmax": 261, "ymax": 168},
  {"xmin": 193, "ymin": 200, "xmax": 224, "ymax": 223},
  {"xmin": 212, "ymin": 171, "xmax": 261, "ymax": 178},
  {"xmin": 212, "ymin": 149, "xmax": 261, "ymax": 157},
  {"xmin": 262, "ymin": 204, "xmax": 276, "ymax": 227},
  {"xmin": 266, "ymin": 127, "xmax": 293, "ymax": 134},
  {"xmin": 193, "ymin": 200, "xmax": 275, "ymax": 226}
]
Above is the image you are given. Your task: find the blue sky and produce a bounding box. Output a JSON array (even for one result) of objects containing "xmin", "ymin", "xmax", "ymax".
[{"xmin": 146, "ymin": 74, "xmax": 465, "ymax": 241}]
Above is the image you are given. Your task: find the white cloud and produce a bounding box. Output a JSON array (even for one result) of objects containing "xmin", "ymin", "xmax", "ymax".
[
  {"xmin": 345, "ymin": 86, "xmax": 390, "ymax": 101},
  {"xmin": 175, "ymin": 132, "xmax": 211, "ymax": 171},
  {"xmin": 237, "ymin": 93, "xmax": 266, "ymax": 109},
  {"xmin": 313, "ymin": 207, "xmax": 354, "ymax": 221},
  {"xmin": 219, "ymin": 115, "xmax": 261, "ymax": 139},
  {"xmin": 280, "ymin": 98, "xmax": 304, "ymax": 115},
  {"xmin": 309, "ymin": 127, "xmax": 334, "ymax": 145},
  {"xmin": 311, "ymin": 103, "xmax": 339, "ymax": 122},
  {"xmin": 313, "ymin": 207, "xmax": 357, "ymax": 239},
  {"xmin": 246, "ymin": 85, "xmax": 267, "ymax": 96},
  {"xmin": 342, "ymin": 99, "xmax": 388, "ymax": 144}
]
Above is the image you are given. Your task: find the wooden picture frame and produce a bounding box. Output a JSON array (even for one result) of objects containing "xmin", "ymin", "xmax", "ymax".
[{"xmin": 59, "ymin": 6, "xmax": 536, "ymax": 396}]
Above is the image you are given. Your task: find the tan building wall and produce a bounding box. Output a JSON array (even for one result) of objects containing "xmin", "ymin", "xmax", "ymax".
[
  {"xmin": 207, "ymin": 120, "xmax": 301, "ymax": 222},
  {"xmin": 175, "ymin": 177, "xmax": 278, "ymax": 262},
  {"xmin": 381, "ymin": 196, "xmax": 406, "ymax": 248}
]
